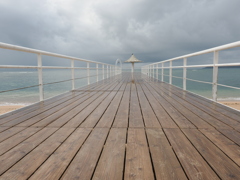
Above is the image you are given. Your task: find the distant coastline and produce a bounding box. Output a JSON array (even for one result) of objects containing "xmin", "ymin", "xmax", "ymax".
[{"xmin": 204, "ymin": 66, "xmax": 239, "ymax": 69}]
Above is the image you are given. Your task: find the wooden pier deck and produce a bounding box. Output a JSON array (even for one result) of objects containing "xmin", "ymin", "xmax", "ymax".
[{"xmin": 0, "ymin": 72, "xmax": 240, "ymax": 180}]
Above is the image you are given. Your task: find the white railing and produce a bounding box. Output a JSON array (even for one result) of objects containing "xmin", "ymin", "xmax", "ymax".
[
  {"xmin": 141, "ymin": 41, "xmax": 240, "ymax": 101},
  {"xmin": 0, "ymin": 42, "xmax": 121, "ymax": 101}
]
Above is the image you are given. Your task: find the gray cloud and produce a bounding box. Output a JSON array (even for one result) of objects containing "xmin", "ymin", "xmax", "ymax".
[{"xmin": 0, "ymin": 0, "xmax": 240, "ymax": 66}]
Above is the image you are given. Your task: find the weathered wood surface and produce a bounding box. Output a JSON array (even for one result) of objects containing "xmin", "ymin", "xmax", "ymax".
[{"xmin": 0, "ymin": 72, "xmax": 240, "ymax": 180}]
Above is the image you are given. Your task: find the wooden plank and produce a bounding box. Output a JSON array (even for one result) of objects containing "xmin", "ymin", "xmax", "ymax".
[
  {"xmin": 183, "ymin": 129, "xmax": 240, "ymax": 179},
  {"xmin": 200, "ymin": 129, "xmax": 240, "ymax": 166},
  {"xmin": 0, "ymin": 127, "xmax": 58, "ymax": 175},
  {"xmin": 96, "ymin": 90, "xmax": 125, "ymax": 127},
  {"xmin": 81, "ymin": 79, "xmax": 127, "ymax": 128},
  {"xmin": 124, "ymin": 128, "xmax": 154, "ymax": 180},
  {"xmin": 146, "ymin": 128, "xmax": 187, "ymax": 180},
  {"xmin": 143, "ymin": 77, "xmax": 232, "ymax": 129},
  {"xmin": 0, "ymin": 127, "xmax": 40, "ymax": 155},
  {"xmin": 63, "ymin": 80, "xmax": 126, "ymax": 128},
  {"xmin": 64, "ymin": 92, "xmax": 116, "ymax": 128},
  {"xmin": 167, "ymin": 82, "xmax": 240, "ymax": 121},
  {"xmin": 20, "ymin": 80, "xmax": 119, "ymax": 127},
  {"xmin": 0, "ymin": 127, "xmax": 25, "ymax": 142},
  {"xmin": 3, "ymin": 92, "xmax": 93, "ymax": 127},
  {"xmin": 135, "ymin": 83, "xmax": 161, "ymax": 127},
  {"xmin": 139, "ymin": 83, "xmax": 178, "ymax": 128},
  {"xmin": 159, "ymin": 81, "xmax": 240, "ymax": 128},
  {"xmin": 152, "ymin": 84, "xmax": 214, "ymax": 129},
  {"xmin": 80, "ymin": 92, "xmax": 120, "ymax": 128},
  {"xmin": 0, "ymin": 127, "xmax": 76, "ymax": 179},
  {"xmin": 0, "ymin": 91, "xmax": 84, "ymax": 126},
  {"xmin": 0, "ymin": 126, "xmax": 10, "ymax": 133},
  {"xmin": 0, "ymin": 77, "xmax": 105, "ymax": 120},
  {"xmin": 60, "ymin": 128, "xmax": 109, "ymax": 180},
  {"xmin": 26, "ymin": 128, "xmax": 91, "ymax": 180},
  {"xmin": 164, "ymin": 128, "xmax": 219, "ymax": 179},
  {"xmin": 1, "ymin": 78, "xmax": 117, "ymax": 127},
  {"xmin": 129, "ymin": 83, "xmax": 144, "ymax": 127},
  {"xmin": 218, "ymin": 129, "xmax": 240, "ymax": 146},
  {"xmin": 37, "ymin": 81, "xmax": 120, "ymax": 128},
  {"xmin": 112, "ymin": 83, "xmax": 130, "ymax": 128},
  {"xmin": 143, "ymin": 83, "xmax": 196, "ymax": 129},
  {"xmin": 33, "ymin": 92, "xmax": 102, "ymax": 127},
  {"xmin": 92, "ymin": 128, "xmax": 127, "ymax": 180},
  {"xmin": 155, "ymin": 82, "xmax": 233, "ymax": 129}
]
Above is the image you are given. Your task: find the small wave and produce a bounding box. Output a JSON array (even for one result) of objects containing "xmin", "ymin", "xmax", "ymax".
[
  {"xmin": 1, "ymin": 72, "xmax": 35, "ymax": 74},
  {"xmin": 218, "ymin": 97, "xmax": 240, "ymax": 101},
  {"xmin": 0, "ymin": 102, "xmax": 32, "ymax": 106}
]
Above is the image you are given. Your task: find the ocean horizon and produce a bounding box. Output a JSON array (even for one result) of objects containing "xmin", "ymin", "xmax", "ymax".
[{"xmin": 0, "ymin": 67, "xmax": 239, "ymax": 106}]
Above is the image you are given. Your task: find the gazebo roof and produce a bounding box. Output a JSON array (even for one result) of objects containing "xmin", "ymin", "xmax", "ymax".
[{"xmin": 124, "ymin": 54, "xmax": 142, "ymax": 63}]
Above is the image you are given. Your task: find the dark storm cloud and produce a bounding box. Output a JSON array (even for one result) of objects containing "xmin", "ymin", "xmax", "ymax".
[{"xmin": 0, "ymin": 0, "xmax": 240, "ymax": 66}]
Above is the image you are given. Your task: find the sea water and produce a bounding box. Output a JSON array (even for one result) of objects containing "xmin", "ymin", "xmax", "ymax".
[
  {"xmin": 0, "ymin": 69, "xmax": 97, "ymax": 106},
  {"xmin": 0, "ymin": 68, "xmax": 239, "ymax": 106}
]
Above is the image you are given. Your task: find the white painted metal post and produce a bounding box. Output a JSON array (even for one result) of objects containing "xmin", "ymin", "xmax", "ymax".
[
  {"xmin": 161, "ymin": 63, "xmax": 164, "ymax": 81},
  {"xmin": 150, "ymin": 65, "xmax": 153, "ymax": 78},
  {"xmin": 107, "ymin": 65, "xmax": 109, "ymax": 78},
  {"xmin": 169, "ymin": 61, "xmax": 172, "ymax": 84},
  {"xmin": 87, "ymin": 62, "xmax": 90, "ymax": 85},
  {"xmin": 110, "ymin": 66, "xmax": 112, "ymax": 77},
  {"xmin": 148, "ymin": 66, "xmax": 150, "ymax": 77},
  {"xmin": 102, "ymin": 64, "xmax": 105, "ymax": 79},
  {"xmin": 37, "ymin": 54, "xmax": 44, "ymax": 101},
  {"xmin": 156, "ymin": 64, "xmax": 159, "ymax": 80},
  {"xmin": 71, "ymin": 60, "xmax": 75, "ymax": 90},
  {"xmin": 183, "ymin": 58, "xmax": 187, "ymax": 90},
  {"xmin": 213, "ymin": 51, "xmax": 219, "ymax": 101},
  {"xmin": 153, "ymin": 65, "xmax": 155, "ymax": 79},
  {"xmin": 96, "ymin": 64, "xmax": 99, "ymax": 82}
]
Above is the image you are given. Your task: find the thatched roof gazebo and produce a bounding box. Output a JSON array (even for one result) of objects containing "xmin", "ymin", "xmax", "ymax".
[{"xmin": 124, "ymin": 54, "xmax": 141, "ymax": 73}]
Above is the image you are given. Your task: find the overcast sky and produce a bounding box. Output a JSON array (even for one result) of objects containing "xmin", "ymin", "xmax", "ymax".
[{"xmin": 0, "ymin": 0, "xmax": 240, "ymax": 67}]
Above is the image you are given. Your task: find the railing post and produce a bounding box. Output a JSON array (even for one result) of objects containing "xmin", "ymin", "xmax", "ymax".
[
  {"xmin": 151, "ymin": 65, "xmax": 153, "ymax": 78},
  {"xmin": 71, "ymin": 60, "xmax": 75, "ymax": 90},
  {"xmin": 147, "ymin": 66, "xmax": 149, "ymax": 77},
  {"xmin": 110, "ymin": 66, "xmax": 112, "ymax": 77},
  {"xmin": 96, "ymin": 64, "xmax": 99, "ymax": 82},
  {"xmin": 183, "ymin": 58, "xmax": 187, "ymax": 90},
  {"xmin": 213, "ymin": 51, "xmax": 219, "ymax": 101},
  {"xmin": 161, "ymin": 63, "xmax": 164, "ymax": 81},
  {"xmin": 37, "ymin": 54, "xmax": 44, "ymax": 101},
  {"xmin": 153, "ymin": 65, "xmax": 155, "ymax": 79},
  {"xmin": 87, "ymin": 62, "xmax": 90, "ymax": 85},
  {"xmin": 107, "ymin": 65, "xmax": 109, "ymax": 78},
  {"xmin": 102, "ymin": 64, "xmax": 105, "ymax": 80},
  {"xmin": 169, "ymin": 61, "xmax": 172, "ymax": 84},
  {"xmin": 156, "ymin": 64, "xmax": 158, "ymax": 80}
]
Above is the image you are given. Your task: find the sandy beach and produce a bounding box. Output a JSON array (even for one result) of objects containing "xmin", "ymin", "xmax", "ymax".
[
  {"xmin": 219, "ymin": 101, "xmax": 240, "ymax": 111},
  {"xmin": 0, "ymin": 101, "xmax": 239, "ymax": 115},
  {"xmin": 0, "ymin": 105, "xmax": 25, "ymax": 115}
]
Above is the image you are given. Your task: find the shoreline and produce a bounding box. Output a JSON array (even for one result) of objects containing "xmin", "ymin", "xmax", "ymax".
[
  {"xmin": 0, "ymin": 105, "xmax": 25, "ymax": 115},
  {"xmin": 0, "ymin": 101, "xmax": 240, "ymax": 115},
  {"xmin": 218, "ymin": 101, "xmax": 240, "ymax": 111}
]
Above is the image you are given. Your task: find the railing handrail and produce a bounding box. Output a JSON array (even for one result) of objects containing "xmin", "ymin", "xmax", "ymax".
[
  {"xmin": 141, "ymin": 41, "xmax": 240, "ymax": 102},
  {"xmin": 142, "ymin": 41, "xmax": 240, "ymax": 66},
  {"xmin": 0, "ymin": 42, "xmax": 122, "ymax": 102},
  {"xmin": 0, "ymin": 42, "xmax": 113, "ymax": 66}
]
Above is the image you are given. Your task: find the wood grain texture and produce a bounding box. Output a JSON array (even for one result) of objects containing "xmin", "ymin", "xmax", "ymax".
[
  {"xmin": 93, "ymin": 128, "xmax": 127, "ymax": 180},
  {"xmin": 146, "ymin": 128, "xmax": 187, "ymax": 180},
  {"xmin": 124, "ymin": 128, "xmax": 154, "ymax": 180},
  {"xmin": 164, "ymin": 128, "xmax": 219, "ymax": 180},
  {"xmin": 1, "ymin": 72, "xmax": 240, "ymax": 179}
]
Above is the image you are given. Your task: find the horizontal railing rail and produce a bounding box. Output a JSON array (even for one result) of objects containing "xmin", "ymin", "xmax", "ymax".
[
  {"xmin": 0, "ymin": 42, "xmax": 122, "ymax": 102},
  {"xmin": 141, "ymin": 41, "xmax": 240, "ymax": 101}
]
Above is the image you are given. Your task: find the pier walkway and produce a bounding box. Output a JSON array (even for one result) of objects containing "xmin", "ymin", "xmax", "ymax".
[{"xmin": 0, "ymin": 72, "xmax": 240, "ymax": 180}]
